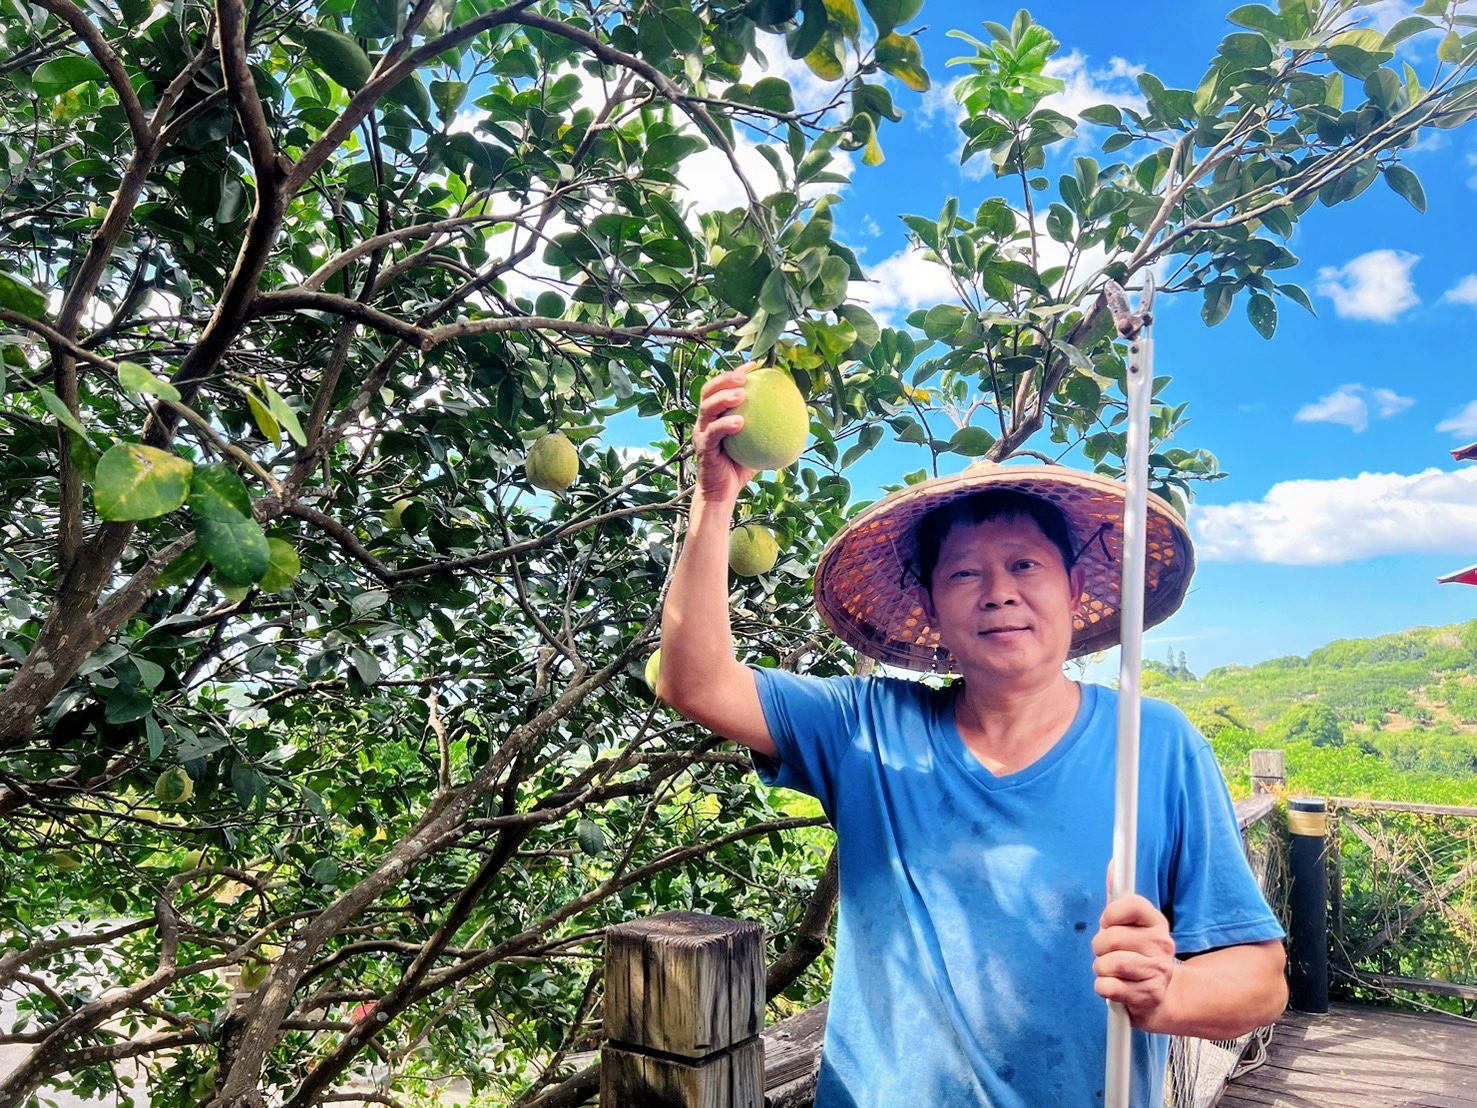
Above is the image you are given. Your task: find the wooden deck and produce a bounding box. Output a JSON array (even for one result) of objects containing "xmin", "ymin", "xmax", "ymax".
[{"xmin": 1218, "ymin": 1002, "xmax": 1477, "ymax": 1108}]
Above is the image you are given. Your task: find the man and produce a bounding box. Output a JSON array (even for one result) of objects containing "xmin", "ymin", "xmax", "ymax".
[{"xmin": 659, "ymin": 365, "xmax": 1287, "ymax": 1107}]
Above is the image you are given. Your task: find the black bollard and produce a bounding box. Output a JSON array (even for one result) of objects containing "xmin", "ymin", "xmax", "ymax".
[{"xmin": 1286, "ymin": 797, "xmax": 1329, "ymax": 1013}]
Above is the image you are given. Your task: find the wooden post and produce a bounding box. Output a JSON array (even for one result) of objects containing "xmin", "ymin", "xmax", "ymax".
[
  {"xmin": 1250, "ymin": 749, "xmax": 1285, "ymax": 795},
  {"xmin": 602, "ymin": 911, "xmax": 765, "ymax": 1108}
]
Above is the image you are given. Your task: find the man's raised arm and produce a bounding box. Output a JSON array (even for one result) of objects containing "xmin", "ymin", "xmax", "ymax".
[{"xmin": 658, "ymin": 367, "xmax": 778, "ymax": 759}]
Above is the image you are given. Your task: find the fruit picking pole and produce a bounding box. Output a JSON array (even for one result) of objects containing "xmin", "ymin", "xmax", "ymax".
[{"xmin": 1101, "ymin": 274, "xmax": 1156, "ymax": 1108}]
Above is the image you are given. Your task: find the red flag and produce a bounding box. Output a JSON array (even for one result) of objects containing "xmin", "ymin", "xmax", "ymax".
[{"xmin": 1438, "ymin": 563, "xmax": 1477, "ymax": 586}]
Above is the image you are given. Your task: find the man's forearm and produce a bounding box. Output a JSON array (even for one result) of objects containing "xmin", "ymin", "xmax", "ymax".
[
  {"xmin": 1145, "ymin": 940, "xmax": 1287, "ymax": 1039},
  {"xmin": 661, "ymin": 488, "xmax": 740, "ymax": 689}
]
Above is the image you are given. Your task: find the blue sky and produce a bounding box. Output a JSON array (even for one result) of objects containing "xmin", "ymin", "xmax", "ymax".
[{"xmin": 718, "ymin": 0, "xmax": 1477, "ymax": 676}]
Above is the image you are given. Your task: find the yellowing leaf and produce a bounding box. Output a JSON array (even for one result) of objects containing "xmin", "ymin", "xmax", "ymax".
[{"xmin": 246, "ymin": 390, "xmax": 281, "ymax": 449}]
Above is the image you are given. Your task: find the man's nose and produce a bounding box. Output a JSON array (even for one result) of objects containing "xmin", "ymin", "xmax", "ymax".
[{"xmin": 978, "ymin": 568, "xmax": 1019, "ymax": 608}]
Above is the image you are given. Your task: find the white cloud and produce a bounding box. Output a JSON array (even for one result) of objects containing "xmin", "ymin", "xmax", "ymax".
[
  {"xmin": 1371, "ymin": 388, "xmax": 1415, "ymax": 418},
  {"xmin": 1443, "ymin": 274, "xmax": 1477, "ymax": 305},
  {"xmin": 916, "ymin": 76, "xmax": 965, "ymax": 132},
  {"xmin": 747, "ymin": 32, "xmax": 857, "ymax": 118},
  {"xmin": 676, "ymin": 136, "xmax": 854, "ymax": 212},
  {"xmin": 1314, "ymin": 249, "xmax": 1420, "ymax": 322},
  {"xmin": 1193, "ymin": 467, "xmax": 1477, "ymax": 565},
  {"xmin": 859, "ymin": 215, "xmax": 881, "ymax": 237},
  {"xmin": 1294, "ymin": 384, "xmax": 1414, "ymax": 432},
  {"xmin": 1437, "ymin": 401, "xmax": 1477, "ymax": 438},
  {"xmin": 847, "ymin": 245, "xmax": 960, "ymax": 327},
  {"xmin": 1295, "ymin": 386, "xmax": 1371, "ymax": 431},
  {"xmin": 1359, "ymin": 0, "xmax": 1419, "ymax": 34},
  {"xmin": 1041, "ymin": 51, "xmax": 1146, "ymax": 124}
]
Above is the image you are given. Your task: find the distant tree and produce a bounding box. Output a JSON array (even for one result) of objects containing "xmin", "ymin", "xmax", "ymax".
[
  {"xmin": 1270, "ymin": 702, "xmax": 1346, "ymax": 748},
  {"xmin": 1190, "ymin": 696, "xmax": 1247, "ymax": 738}
]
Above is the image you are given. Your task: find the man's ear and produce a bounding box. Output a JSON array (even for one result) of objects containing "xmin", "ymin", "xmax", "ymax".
[
  {"xmin": 913, "ymin": 583, "xmax": 937, "ymax": 626},
  {"xmin": 1069, "ymin": 563, "xmax": 1088, "ymax": 609}
]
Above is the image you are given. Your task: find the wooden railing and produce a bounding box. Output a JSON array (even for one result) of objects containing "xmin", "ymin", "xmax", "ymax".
[{"xmin": 1326, "ymin": 796, "xmax": 1477, "ymax": 1011}]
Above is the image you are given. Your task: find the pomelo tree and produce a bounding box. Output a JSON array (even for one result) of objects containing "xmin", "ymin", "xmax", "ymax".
[{"xmin": 1, "ymin": 0, "xmax": 1475, "ymax": 1105}]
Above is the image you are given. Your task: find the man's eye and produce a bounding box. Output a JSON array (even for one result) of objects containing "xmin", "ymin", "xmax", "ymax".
[{"xmin": 1015, "ymin": 560, "xmax": 1038, "ymax": 570}]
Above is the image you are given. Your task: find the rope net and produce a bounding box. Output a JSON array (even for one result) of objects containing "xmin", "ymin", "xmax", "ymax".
[{"xmin": 1163, "ymin": 803, "xmax": 1286, "ymax": 1107}]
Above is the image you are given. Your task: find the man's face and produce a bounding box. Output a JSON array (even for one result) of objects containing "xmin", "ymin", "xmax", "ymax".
[{"xmin": 918, "ymin": 513, "xmax": 1084, "ymax": 687}]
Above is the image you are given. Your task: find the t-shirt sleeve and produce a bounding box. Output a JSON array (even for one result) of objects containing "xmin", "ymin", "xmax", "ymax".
[
  {"xmin": 748, "ymin": 667, "xmax": 864, "ymax": 815},
  {"xmin": 1162, "ymin": 726, "xmax": 1286, "ymax": 956}
]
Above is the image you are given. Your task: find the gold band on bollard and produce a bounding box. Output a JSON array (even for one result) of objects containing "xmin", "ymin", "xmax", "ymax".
[{"xmin": 1286, "ymin": 808, "xmax": 1326, "ymax": 836}]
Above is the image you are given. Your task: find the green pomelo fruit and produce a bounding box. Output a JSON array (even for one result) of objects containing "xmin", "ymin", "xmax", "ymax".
[
  {"xmin": 728, "ymin": 524, "xmax": 779, "ymax": 577},
  {"xmin": 644, "ymin": 649, "xmax": 661, "ymax": 694},
  {"xmin": 302, "ymin": 27, "xmax": 373, "ymax": 91},
  {"xmin": 525, "ymin": 432, "xmax": 579, "ymax": 492},
  {"xmin": 383, "ymin": 498, "xmax": 412, "ymax": 529},
  {"xmin": 154, "ymin": 766, "xmax": 194, "ymax": 805},
  {"xmin": 239, "ymin": 958, "xmax": 270, "ymax": 989},
  {"xmin": 44, "ymin": 850, "xmax": 83, "ymax": 872},
  {"xmin": 722, "ymin": 367, "xmax": 809, "ymax": 471}
]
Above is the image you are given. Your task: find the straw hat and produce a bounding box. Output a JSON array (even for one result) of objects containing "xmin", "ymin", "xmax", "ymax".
[{"xmin": 813, "ymin": 461, "xmax": 1195, "ymax": 671}]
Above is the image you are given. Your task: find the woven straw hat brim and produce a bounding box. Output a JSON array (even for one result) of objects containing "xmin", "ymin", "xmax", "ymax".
[{"xmin": 813, "ymin": 462, "xmax": 1195, "ymax": 672}]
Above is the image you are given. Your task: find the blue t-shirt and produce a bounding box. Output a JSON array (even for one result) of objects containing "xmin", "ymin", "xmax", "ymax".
[{"xmin": 751, "ymin": 671, "xmax": 1284, "ymax": 1108}]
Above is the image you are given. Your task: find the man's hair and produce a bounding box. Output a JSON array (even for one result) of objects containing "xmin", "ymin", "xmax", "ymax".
[{"xmin": 913, "ymin": 490, "xmax": 1077, "ymax": 593}]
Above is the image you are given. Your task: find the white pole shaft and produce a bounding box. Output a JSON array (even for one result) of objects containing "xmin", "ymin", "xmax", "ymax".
[{"xmin": 1104, "ymin": 323, "xmax": 1154, "ymax": 1108}]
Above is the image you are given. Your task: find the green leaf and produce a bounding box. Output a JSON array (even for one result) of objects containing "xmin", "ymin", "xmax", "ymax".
[
  {"xmin": 802, "ymin": 29, "xmax": 846, "ymax": 81},
  {"xmin": 263, "ymin": 383, "xmax": 307, "ymax": 447},
  {"xmin": 1318, "ymin": 157, "xmax": 1378, "ymax": 206},
  {"xmin": 874, "ymin": 32, "xmax": 929, "ymax": 92},
  {"xmin": 309, "ymin": 856, "xmax": 339, "ymax": 884},
  {"xmin": 118, "ymin": 361, "xmax": 182, "ymax": 403},
  {"xmin": 575, "ymin": 817, "xmax": 607, "ymax": 857},
  {"xmin": 0, "ymin": 273, "xmax": 47, "ymax": 320},
  {"xmin": 259, "ymin": 538, "xmax": 302, "ymax": 592},
  {"xmin": 105, "ymin": 686, "xmax": 153, "ymax": 725},
  {"xmin": 133, "ymin": 657, "xmax": 166, "ymax": 690},
  {"xmin": 216, "ymin": 175, "xmax": 247, "ymax": 225},
  {"xmin": 948, "ymin": 426, "xmax": 996, "ymax": 457},
  {"xmin": 1226, "ymin": 4, "xmax": 1281, "ymax": 35},
  {"xmin": 1278, "ymin": 282, "xmax": 1316, "ymax": 316},
  {"xmin": 837, "ymin": 304, "xmax": 881, "ymax": 353},
  {"xmin": 751, "ymin": 76, "xmax": 796, "ymax": 114},
  {"xmin": 1246, "ymin": 293, "xmax": 1277, "ymax": 339},
  {"xmin": 430, "ymin": 79, "xmax": 468, "ymax": 120},
  {"xmin": 921, "ymin": 304, "xmax": 966, "ymax": 341},
  {"xmin": 1202, "ymin": 285, "xmax": 1233, "ymax": 327},
  {"xmin": 810, "ymin": 254, "xmax": 851, "ymax": 311},
  {"xmin": 351, "ymin": 0, "xmax": 399, "ymax": 38},
  {"xmin": 349, "ymin": 647, "xmax": 381, "ymax": 685},
  {"xmin": 1079, "ymin": 104, "xmax": 1123, "ymax": 127},
  {"xmin": 1384, "ymin": 14, "xmax": 1436, "ymax": 47},
  {"xmin": 157, "ymin": 543, "xmax": 207, "ymax": 588},
  {"xmin": 32, "ymin": 56, "xmax": 107, "ymax": 97},
  {"xmin": 1438, "ymin": 30, "xmax": 1463, "ymax": 63},
  {"xmin": 246, "ymin": 390, "xmax": 281, "ymax": 449},
  {"xmin": 37, "ymin": 388, "xmax": 87, "ymax": 438},
  {"xmin": 198, "ymin": 516, "xmax": 272, "ymax": 584},
  {"xmin": 94, "ymin": 444, "xmax": 193, "ymax": 521},
  {"xmin": 860, "ymin": 0, "xmax": 921, "ymax": 38},
  {"xmin": 1383, "ymin": 164, "xmax": 1426, "ymax": 213},
  {"xmin": 67, "ymin": 430, "xmax": 98, "ymax": 483},
  {"xmin": 188, "ymin": 464, "xmax": 252, "ymax": 522}
]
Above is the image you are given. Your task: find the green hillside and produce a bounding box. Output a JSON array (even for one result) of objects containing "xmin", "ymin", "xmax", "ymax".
[{"xmin": 1140, "ymin": 620, "xmax": 1477, "ymax": 805}]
